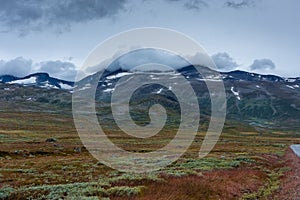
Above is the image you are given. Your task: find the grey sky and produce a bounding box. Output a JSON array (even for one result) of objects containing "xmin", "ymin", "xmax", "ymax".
[{"xmin": 0, "ymin": 0, "xmax": 299, "ymax": 80}]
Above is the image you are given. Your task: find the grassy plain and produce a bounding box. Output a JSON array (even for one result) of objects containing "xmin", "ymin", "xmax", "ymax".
[{"xmin": 0, "ymin": 111, "xmax": 300, "ymax": 199}]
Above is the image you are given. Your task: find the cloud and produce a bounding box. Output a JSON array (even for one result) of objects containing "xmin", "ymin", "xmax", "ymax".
[
  {"xmin": 249, "ymin": 58, "xmax": 276, "ymax": 71},
  {"xmin": 164, "ymin": 0, "xmax": 258, "ymax": 10},
  {"xmin": 0, "ymin": 0, "xmax": 262, "ymax": 35},
  {"xmin": 211, "ymin": 52, "xmax": 238, "ymax": 71},
  {"xmin": 0, "ymin": 57, "xmax": 32, "ymax": 77},
  {"xmin": 164, "ymin": 0, "xmax": 208, "ymax": 10},
  {"xmin": 85, "ymin": 48, "xmax": 191, "ymax": 76},
  {"xmin": 224, "ymin": 0, "xmax": 255, "ymax": 9},
  {"xmin": 38, "ymin": 60, "xmax": 77, "ymax": 81},
  {"xmin": 0, "ymin": 57, "xmax": 77, "ymax": 81},
  {"xmin": 111, "ymin": 48, "xmax": 190, "ymax": 71},
  {"xmin": 0, "ymin": 0, "xmax": 128, "ymax": 35},
  {"xmin": 184, "ymin": 0, "xmax": 208, "ymax": 10}
]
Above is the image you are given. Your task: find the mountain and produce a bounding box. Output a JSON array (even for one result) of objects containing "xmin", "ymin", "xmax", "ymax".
[
  {"xmin": 0, "ymin": 72, "xmax": 74, "ymax": 90},
  {"xmin": 75, "ymin": 66, "xmax": 300, "ymax": 131},
  {"xmin": 1, "ymin": 67, "xmax": 300, "ymax": 130}
]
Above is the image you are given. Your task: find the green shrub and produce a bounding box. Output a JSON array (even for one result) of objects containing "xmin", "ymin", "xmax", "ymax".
[{"xmin": 0, "ymin": 187, "xmax": 14, "ymax": 199}]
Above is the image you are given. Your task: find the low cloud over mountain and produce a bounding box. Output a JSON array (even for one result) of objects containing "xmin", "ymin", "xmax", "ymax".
[
  {"xmin": 211, "ymin": 52, "xmax": 239, "ymax": 71},
  {"xmin": 0, "ymin": 57, "xmax": 77, "ymax": 81},
  {"xmin": 0, "ymin": 53, "xmax": 279, "ymax": 80},
  {"xmin": 0, "ymin": 57, "xmax": 32, "ymax": 77},
  {"xmin": 250, "ymin": 58, "xmax": 276, "ymax": 71},
  {"xmin": 39, "ymin": 60, "xmax": 77, "ymax": 81}
]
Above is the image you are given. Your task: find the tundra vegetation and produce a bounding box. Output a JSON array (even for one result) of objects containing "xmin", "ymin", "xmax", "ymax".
[{"xmin": 0, "ymin": 111, "xmax": 299, "ymax": 199}]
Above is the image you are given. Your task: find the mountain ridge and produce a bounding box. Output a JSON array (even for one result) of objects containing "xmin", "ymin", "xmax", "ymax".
[
  {"xmin": 1, "ymin": 67, "xmax": 299, "ymax": 130},
  {"xmin": 1, "ymin": 67, "xmax": 299, "ymax": 88},
  {"xmin": 0, "ymin": 72, "xmax": 74, "ymax": 90}
]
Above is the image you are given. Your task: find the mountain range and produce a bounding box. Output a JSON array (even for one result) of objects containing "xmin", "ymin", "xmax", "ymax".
[{"xmin": 1, "ymin": 66, "xmax": 299, "ymax": 131}]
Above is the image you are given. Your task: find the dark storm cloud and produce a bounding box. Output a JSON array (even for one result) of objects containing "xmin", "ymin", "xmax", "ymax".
[
  {"xmin": 250, "ymin": 59, "xmax": 276, "ymax": 71},
  {"xmin": 224, "ymin": 0, "xmax": 256, "ymax": 9},
  {"xmin": 0, "ymin": 57, "xmax": 32, "ymax": 77},
  {"xmin": 211, "ymin": 52, "xmax": 239, "ymax": 71},
  {"xmin": 0, "ymin": 0, "xmax": 128, "ymax": 35}
]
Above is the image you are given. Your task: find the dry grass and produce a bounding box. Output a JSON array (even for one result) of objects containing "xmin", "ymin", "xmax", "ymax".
[
  {"xmin": 1, "ymin": 111, "xmax": 300, "ymax": 199},
  {"xmin": 133, "ymin": 169, "xmax": 266, "ymax": 200}
]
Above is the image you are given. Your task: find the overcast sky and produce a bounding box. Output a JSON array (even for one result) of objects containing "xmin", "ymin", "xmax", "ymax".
[{"xmin": 0, "ymin": 0, "xmax": 299, "ymax": 80}]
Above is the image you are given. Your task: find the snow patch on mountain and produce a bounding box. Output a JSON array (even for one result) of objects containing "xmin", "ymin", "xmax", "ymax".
[
  {"xmin": 77, "ymin": 83, "xmax": 91, "ymax": 91},
  {"xmin": 286, "ymin": 85, "xmax": 295, "ymax": 89},
  {"xmin": 9, "ymin": 77, "xmax": 36, "ymax": 85},
  {"xmin": 60, "ymin": 83, "xmax": 73, "ymax": 90},
  {"xmin": 40, "ymin": 82, "xmax": 58, "ymax": 89},
  {"xmin": 157, "ymin": 88, "xmax": 163, "ymax": 94},
  {"xmin": 103, "ymin": 88, "xmax": 115, "ymax": 93},
  {"xmin": 106, "ymin": 72, "xmax": 132, "ymax": 80},
  {"xmin": 231, "ymin": 86, "xmax": 241, "ymax": 100}
]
